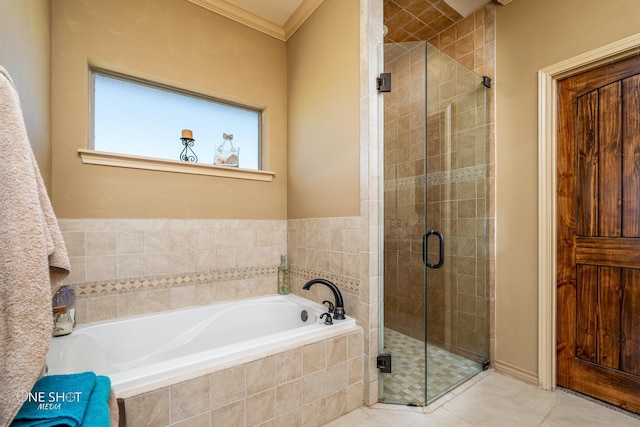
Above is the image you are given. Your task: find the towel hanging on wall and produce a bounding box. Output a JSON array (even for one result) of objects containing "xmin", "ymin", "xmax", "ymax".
[{"xmin": 0, "ymin": 65, "xmax": 71, "ymax": 427}]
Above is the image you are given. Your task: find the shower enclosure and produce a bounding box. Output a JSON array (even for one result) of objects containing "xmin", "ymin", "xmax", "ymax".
[{"xmin": 379, "ymin": 40, "xmax": 490, "ymax": 405}]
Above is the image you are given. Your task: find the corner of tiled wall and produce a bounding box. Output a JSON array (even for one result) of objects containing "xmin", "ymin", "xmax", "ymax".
[
  {"xmin": 361, "ymin": 0, "xmax": 385, "ymax": 407},
  {"xmin": 287, "ymin": 217, "xmax": 362, "ymax": 319}
]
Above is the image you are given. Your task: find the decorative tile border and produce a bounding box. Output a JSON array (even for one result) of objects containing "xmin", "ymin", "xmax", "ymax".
[
  {"xmin": 73, "ymin": 264, "xmax": 360, "ymax": 299},
  {"xmin": 74, "ymin": 265, "xmax": 277, "ymax": 298},
  {"xmin": 290, "ymin": 265, "xmax": 359, "ymax": 296},
  {"xmin": 384, "ymin": 164, "xmax": 488, "ymax": 192}
]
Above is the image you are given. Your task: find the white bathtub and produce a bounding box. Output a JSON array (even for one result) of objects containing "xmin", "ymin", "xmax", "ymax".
[{"xmin": 46, "ymin": 294, "xmax": 356, "ymax": 396}]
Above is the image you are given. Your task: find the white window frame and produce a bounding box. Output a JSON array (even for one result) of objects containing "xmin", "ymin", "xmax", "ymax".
[{"xmin": 79, "ymin": 68, "xmax": 275, "ymax": 182}]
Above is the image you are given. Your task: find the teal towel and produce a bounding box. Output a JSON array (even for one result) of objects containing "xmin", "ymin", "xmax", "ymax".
[
  {"xmin": 80, "ymin": 376, "xmax": 111, "ymax": 427},
  {"xmin": 11, "ymin": 372, "xmax": 110, "ymax": 427}
]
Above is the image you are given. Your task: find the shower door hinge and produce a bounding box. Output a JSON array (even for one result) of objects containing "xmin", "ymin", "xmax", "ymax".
[
  {"xmin": 482, "ymin": 360, "xmax": 491, "ymax": 371},
  {"xmin": 482, "ymin": 75, "xmax": 491, "ymax": 88},
  {"xmin": 377, "ymin": 73, "xmax": 392, "ymax": 92},
  {"xmin": 377, "ymin": 353, "xmax": 392, "ymax": 373}
]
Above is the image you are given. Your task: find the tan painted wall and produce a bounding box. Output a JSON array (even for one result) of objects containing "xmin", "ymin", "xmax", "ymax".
[
  {"xmin": 495, "ymin": 0, "xmax": 640, "ymax": 376},
  {"xmin": 287, "ymin": 0, "xmax": 360, "ymax": 219},
  {"xmin": 0, "ymin": 0, "xmax": 52, "ymax": 191},
  {"xmin": 51, "ymin": 0, "xmax": 287, "ymax": 219}
]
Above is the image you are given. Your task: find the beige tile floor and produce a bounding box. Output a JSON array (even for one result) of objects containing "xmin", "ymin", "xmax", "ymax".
[{"xmin": 324, "ymin": 370, "xmax": 640, "ymax": 427}]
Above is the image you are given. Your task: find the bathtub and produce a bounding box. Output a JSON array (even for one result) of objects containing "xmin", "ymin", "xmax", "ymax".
[{"xmin": 46, "ymin": 294, "xmax": 357, "ymax": 397}]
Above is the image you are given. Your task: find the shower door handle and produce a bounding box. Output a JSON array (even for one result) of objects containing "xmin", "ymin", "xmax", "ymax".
[{"xmin": 422, "ymin": 230, "xmax": 444, "ymax": 269}]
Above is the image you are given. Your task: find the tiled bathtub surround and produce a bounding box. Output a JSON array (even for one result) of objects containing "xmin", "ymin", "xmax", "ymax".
[
  {"xmin": 287, "ymin": 217, "xmax": 362, "ymax": 321},
  {"xmin": 287, "ymin": 215, "xmax": 380, "ymax": 404},
  {"xmin": 58, "ymin": 218, "xmax": 287, "ymax": 323},
  {"xmin": 287, "ymin": 217, "xmax": 362, "ymax": 284},
  {"xmin": 57, "ymin": 217, "xmax": 367, "ymax": 427},
  {"xmin": 72, "ymin": 267, "xmax": 278, "ymax": 324},
  {"xmin": 59, "ymin": 217, "xmax": 368, "ymax": 327},
  {"xmin": 121, "ymin": 328, "xmax": 364, "ymax": 427}
]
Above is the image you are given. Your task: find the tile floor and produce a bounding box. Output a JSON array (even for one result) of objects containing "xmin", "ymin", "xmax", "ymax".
[
  {"xmin": 381, "ymin": 328, "xmax": 482, "ymax": 404},
  {"xmin": 324, "ymin": 370, "xmax": 640, "ymax": 426}
]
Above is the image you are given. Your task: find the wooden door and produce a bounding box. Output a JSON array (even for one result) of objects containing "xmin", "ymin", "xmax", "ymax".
[{"xmin": 557, "ymin": 55, "xmax": 640, "ymax": 412}]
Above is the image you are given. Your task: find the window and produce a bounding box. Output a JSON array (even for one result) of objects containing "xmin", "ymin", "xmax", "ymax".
[{"xmin": 91, "ymin": 70, "xmax": 261, "ymax": 171}]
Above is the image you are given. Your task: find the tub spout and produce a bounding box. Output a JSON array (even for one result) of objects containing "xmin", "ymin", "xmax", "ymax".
[{"xmin": 303, "ymin": 279, "xmax": 345, "ymax": 320}]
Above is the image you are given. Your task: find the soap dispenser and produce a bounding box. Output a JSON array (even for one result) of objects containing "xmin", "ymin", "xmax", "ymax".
[{"xmin": 278, "ymin": 255, "xmax": 290, "ymax": 295}]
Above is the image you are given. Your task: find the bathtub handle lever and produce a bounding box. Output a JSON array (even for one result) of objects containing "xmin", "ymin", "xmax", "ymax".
[
  {"xmin": 322, "ymin": 300, "xmax": 335, "ymax": 313},
  {"xmin": 320, "ymin": 313, "xmax": 333, "ymax": 325}
]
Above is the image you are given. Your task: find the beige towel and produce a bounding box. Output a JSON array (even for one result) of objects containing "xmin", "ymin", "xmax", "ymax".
[{"xmin": 0, "ymin": 66, "xmax": 71, "ymax": 427}]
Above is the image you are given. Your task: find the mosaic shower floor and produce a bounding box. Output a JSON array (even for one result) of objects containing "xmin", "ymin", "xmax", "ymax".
[{"xmin": 381, "ymin": 328, "xmax": 482, "ymax": 405}]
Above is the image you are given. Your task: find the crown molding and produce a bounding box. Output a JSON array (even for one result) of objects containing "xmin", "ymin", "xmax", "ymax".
[
  {"xmin": 186, "ymin": 0, "xmax": 286, "ymax": 41},
  {"xmin": 284, "ymin": 0, "xmax": 324, "ymax": 39},
  {"xmin": 187, "ymin": 0, "xmax": 325, "ymax": 41}
]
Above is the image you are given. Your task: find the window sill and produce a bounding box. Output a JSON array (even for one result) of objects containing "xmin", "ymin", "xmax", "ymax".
[{"xmin": 78, "ymin": 149, "xmax": 275, "ymax": 182}]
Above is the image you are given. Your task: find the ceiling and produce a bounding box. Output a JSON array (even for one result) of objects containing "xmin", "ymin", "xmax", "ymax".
[
  {"xmin": 384, "ymin": 0, "xmax": 492, "ymax": 43},
  {"xmin": 188, "ymin": 0, "xmax": 507, "ymax": 42}
]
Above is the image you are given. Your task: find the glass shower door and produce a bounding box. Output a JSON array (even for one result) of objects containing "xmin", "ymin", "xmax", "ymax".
[{"xmin": 380, "ymin": 40, "xmax": 490, "ymax": 406}]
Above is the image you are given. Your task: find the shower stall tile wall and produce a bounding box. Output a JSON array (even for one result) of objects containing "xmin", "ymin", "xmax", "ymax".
[
  {"xmin": 384, "ymin": 42, "xmax": 489, "ymax": 354},
  {"xmin": 380, "ymin": 3, "xmax": 495, "ymax": 406}
]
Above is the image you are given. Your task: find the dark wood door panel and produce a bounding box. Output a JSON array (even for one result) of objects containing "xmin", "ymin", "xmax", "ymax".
[
  {"xmin": 576, "ymin": 265, "xmax": 598, "ymax": 363},
  {"xmin": 598, "ymin": 267, "xmax": 622, "ymax": 370},
  {"xmin": 576, "ymin": 237, "xmax": 640, "ymax": 268},
  {"xmin": 622, "ymin": 269, "xmax": 640, "ymax": 375},
  {"xmin": 574, "ymin": 265, "xmax": 640, "ymax": 374},
  {"xmin": 623, "ymin": 75, "xmax": 640, "ymax": 237},
  {"xmin": 572, "ymin": 359, "xmax": 640, "ymax": 414},
  {"xmin": 572, "ymin": 54, "xmax": 640, "ymax": 97},
  {"xmin": 597, "ymin": 82, "xmax": 622, "ymax": 237},
  {"xmin": 558, "ymin": 54, "xmax": 640, "ymax": 412},
  {"xmin": 576, "ymin": 90, "xmax": 598, "ymax": 237}
]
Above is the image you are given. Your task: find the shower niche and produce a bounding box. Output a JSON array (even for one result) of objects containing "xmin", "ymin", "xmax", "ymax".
[{"xmin": 379, "ymin": 40, "xmax": 490, "ymax": 405}]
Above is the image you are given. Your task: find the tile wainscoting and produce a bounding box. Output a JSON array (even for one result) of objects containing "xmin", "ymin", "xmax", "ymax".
[
  {"xmin": 59, "ymin": 218, "xmax": 287, "ymax": 324},
  {"xmin": 59, "ymin": 217, "xmax": 363, "ymax": 326}
]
